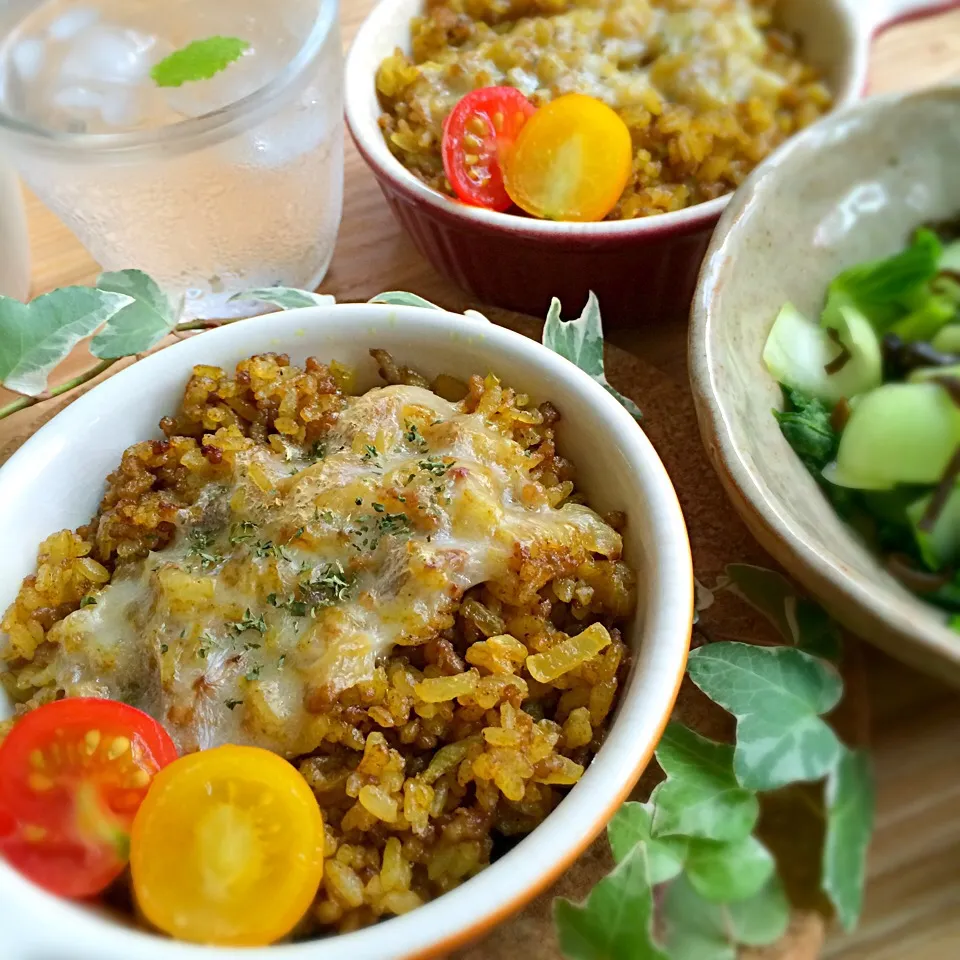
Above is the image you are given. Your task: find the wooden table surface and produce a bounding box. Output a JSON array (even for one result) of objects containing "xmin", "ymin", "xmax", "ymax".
[{"xmin": 11, "ymin": 4, "xmax": 960, "ymax": 957}]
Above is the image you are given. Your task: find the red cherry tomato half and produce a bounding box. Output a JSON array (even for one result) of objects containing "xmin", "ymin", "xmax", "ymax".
[
  {"xmin": 441, "ymin": 86, "xmax": 537, "ymax": 212},
  {"xmin": 0, "ymin": 698, "xmax": 178, "ymax": 899}
]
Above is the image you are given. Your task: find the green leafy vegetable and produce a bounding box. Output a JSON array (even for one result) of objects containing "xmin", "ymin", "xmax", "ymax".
[
  {"xmin": 686, "ymin": 643, "xmax": 844, "ymax": 791},
  {"xmin": 230, "ymin": 287, "xmax": 335, "ymax": 310},
  {"xmin": 824, "ymin": 227, "xmax": 942, "ymax": 332},
  {"xmin": 0, "ymin": 287, "xmax": 133, "ymax": 396},
  {"xmin": 774, "ymin": 388, "xmax": 838, "ymax": 473},
  {"xmin": 554, "ymin": 844, "xmax": 668, "ymax": 960},
  {"xmin": 907, "ymin": 485, "xmax": 960, "ymax": 570},
  {"xmin": 763, "ymin": 303, "xmax": 881, "ymax": 404},
  {"xmin": 822, "ymin": 748, "xmax": 876, "ymax": 931},
  {"xmin": 828, "ymin": 382, "xmax": 960, "ymax": 490},
  {"xmin": 648, "ymin": 723, "xmax": 759, "ymax": 843},
  {"xmin": 151, "ymin": 36, "xmax": 250, "ymax": 88},
  {"xmin": 90, "ymin": 270, "xmax": 177, "ymax": 358},
  {"xmin": 888, "ymin": 292, "xmax": 957, "ymax": 343},
  {"xmin": 542, "ymin": 293, "xmax": 642, "ymax": 420}
]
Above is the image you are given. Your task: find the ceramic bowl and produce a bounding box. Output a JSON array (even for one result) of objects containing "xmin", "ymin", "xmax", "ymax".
[
  {"xmin": 0, "ymin": 302, "xmax": 693, "ymax": 960},
  {"xmin": 345, "ymin": 0, "xmax": 959, "ymax": 327},
  {"xmin": 690, "ymin": 84, "xmax": 960, "ymax": 684}
]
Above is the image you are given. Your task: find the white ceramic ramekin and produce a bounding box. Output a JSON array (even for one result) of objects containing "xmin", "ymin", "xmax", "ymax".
[{"xmin": 0, "ymin": 303, "xmax": 693, "ymax": 960}]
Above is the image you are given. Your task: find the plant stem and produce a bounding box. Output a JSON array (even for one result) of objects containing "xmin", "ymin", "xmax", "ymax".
[
  {"xmin": 0, "ymin": 312, "xmax": 252, "ymax": 422},
  {"xmin": 0, "ymin": 359, "xmax": 119, "ymax": 421},
  {"xmin": 175, "ymin": 318, "xmax": 226, "ymax": 332}
]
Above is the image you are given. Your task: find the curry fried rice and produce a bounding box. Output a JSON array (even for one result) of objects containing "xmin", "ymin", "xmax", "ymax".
[
  {"xmin": 0, "ymin": 351, "xmax": 637, "ymax": 937},
  {"xmin": 376, "ymin": 0, "xmax": 833, "ymax": 218}
]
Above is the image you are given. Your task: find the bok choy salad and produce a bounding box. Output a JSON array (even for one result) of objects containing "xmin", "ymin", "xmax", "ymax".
[{"xmin": 764, "ymin": 223, "xmax": 960, "ymax": 630}]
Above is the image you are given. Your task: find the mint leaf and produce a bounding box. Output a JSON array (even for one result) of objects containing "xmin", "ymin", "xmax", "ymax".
[
  {"xmin": 542, "ymin": 293, "xmax": 642, "ymax": 420},
  {"xmin": 649, "ymin": 723, "xmax": 759, "ymax": 843},
  {"xmin": 662, "ymin": 874, "xmax": 790, "ymax": 959},
  {"xmin": 686, "ymin": 642, "xmax": 844, "ymax": 791},
  {"xmin": 684, "ymin": 834, "xmax": 775, "ymax": 903},
  {"xmin": 554, "ymin": 844, "xmax": 667, "ymax": 960},
  {"xmin": 151, "ymin": 36, "xmax": 249, "ymax": 88},
  {"xmin": 726, "ymin": 564, "xmax": 842, "ymax": 661},
  {"xmin": 607, "ymin": 802, "xmax": 687, "ymax": 883},
  {"xmin": 230, "ymin": 287, "xmax": 335, "ymax": 310},
  {"xmin": 90, "ymin": 270, "xmax": 177, "ymax": 359},
  {"xmin": 0, "ymin": 287, "xmax": 133, "ymax": 396},
  {"xmin": 823, "ymin": 748, "xmax": 875, "ymax": 932}
]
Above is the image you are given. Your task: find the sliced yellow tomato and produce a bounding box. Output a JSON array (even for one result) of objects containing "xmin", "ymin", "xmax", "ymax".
[
  {"xmin": 131, "ymin": 745, "xmax": 324, "ymax": 947},
  {"xmin": 503, "ymin": 93, "xmax": 633, "ymax": 222}
]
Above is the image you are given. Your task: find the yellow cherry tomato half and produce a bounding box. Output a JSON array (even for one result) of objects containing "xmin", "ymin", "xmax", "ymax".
[
  {"xmin": 131, "ymin": 745, "xmax": 324, "ymax": 947},
  {"xmin": 504, "ymin": 93, "xmax": 633, "ymax": 222}
]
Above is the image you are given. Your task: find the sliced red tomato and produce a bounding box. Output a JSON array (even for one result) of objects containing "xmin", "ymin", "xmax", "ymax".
[
  {"xmin": 0, "ymin": 698, "xmax": 178, "ymax": 899},
  {"xmin": 441, "ymin": 86, "xmax": 537, "ymax": 211}
]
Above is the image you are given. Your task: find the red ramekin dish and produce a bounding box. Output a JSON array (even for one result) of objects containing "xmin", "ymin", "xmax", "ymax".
[{"xmin": 345, "ymin": 0, "xmax": 960, "ymax": 326}]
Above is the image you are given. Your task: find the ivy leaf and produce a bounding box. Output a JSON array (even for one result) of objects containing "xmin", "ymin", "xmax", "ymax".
[
  {"xmin": 151, "ymin": 36, "xmax": 249, "ymax": 88},
  {"xmin": 725, "ymin": 564, "xmax": 842, "ymax": 661},
  {"xmin": 792, "ymin": 599, "xmax": 844, "ymax": 662},
  {"xmin": 90, "ymin": 270, "xmax": 177, "ymax": 359},
  {"xmin": 661, "ymin": 875, "xmax": 735, "ymax": 960},
  {"xmin": 823, "ymin": 748, "xmax": 875, "ymax": 932},
  {"xmin": 369, "ymin": 291, "xmax": 442, "ymax": 310},
  {"xmin": 542, "ymin": 293, "xmax": 642, "ymax": 420},
  {"xmin": 662, "ymin": 874, "xmax": 790, "ymax": 960},
  {"xmin": 230, "ymin": 287, "xmax": 335, "ymax": 310},
  {"xmin": 686, "ymin": 642, "xmax": 844, "ymax": 791},
  {"xmin": 369, "ymin": 291, "xmax": 490, "ymax": 322},
  {"xmin": 0, "ymin": 287, "xmax": 134, "ymax": 396},
  {"xmin": 554, "ymin": 844, "xmax": 668, "ymax": 960},
  {"xmin": 607, "ymin": 802, "xmax": 687, "ymax": 884},
  {"xmin": 648, "ymin": 723, "xmax": 759, "ymax": 843},
  {"xmin": 684, "ymin": 834, "xmax": 775, "ymax": 903},
  {"xmin": 724, "ymin": 878, "xmax": 792, "ymax": 946}
]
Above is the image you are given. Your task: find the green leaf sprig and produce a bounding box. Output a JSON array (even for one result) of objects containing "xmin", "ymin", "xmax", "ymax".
[
  {"xmin": 542, "ymin": 292, "xmax": 643, "ymax": 420},
  {"xmin": 553, "ymin": 565, "xmax": 876, "ymax": 960},
  {"xmin": 0, "ymin": 279, "xmax": 340, "ymax": 420},
  {"xmin": 151, "ymin": 36, "xmax": 250, "ymax": 88}
]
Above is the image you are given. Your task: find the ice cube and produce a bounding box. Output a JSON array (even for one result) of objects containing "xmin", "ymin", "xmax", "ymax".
[
  {"xmin": 48, "ymin": 7, "xmax": 100, "ymax": 42},
  {"xmin": 60, "ymin": 25, "xmax": 157, "ymax": 86},
  {"xmin": 11, "ymin": 38, "xmax": 45, "ymax": 82},
  {"xmin": 53, "ymin": 84, "xmax": 103, "ymax": 113},
  {"xmin": 98, "ymin": 88, "xmax": 145, "ymax": 128}
]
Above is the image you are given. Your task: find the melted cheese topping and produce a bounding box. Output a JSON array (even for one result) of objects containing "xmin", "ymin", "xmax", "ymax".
[{"xmin": 49, "ymin": 386, "xmax": 623, "ymax": 756}]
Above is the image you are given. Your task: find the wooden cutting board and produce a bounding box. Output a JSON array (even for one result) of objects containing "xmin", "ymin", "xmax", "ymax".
[{"xmin": 0, "ymin": 310, "xmax": 865, "ymax": 959}]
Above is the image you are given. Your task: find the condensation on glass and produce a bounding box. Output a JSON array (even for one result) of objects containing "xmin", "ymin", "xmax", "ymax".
[{"xmin": 0, "ymin": 0, "xmax": 344, "ymax": 316}]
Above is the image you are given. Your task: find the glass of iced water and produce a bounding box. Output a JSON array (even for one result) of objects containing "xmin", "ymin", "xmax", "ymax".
[{"xmin": 0, "ymin": 0, "xmax": 343, "ymax": 317}]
